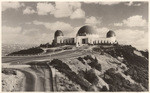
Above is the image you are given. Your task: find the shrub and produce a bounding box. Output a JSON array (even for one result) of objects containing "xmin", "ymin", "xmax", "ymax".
[
  {"xmin": 83, "ymin": 69, "xmax": 98, "ymax": 84},
  {"xmin": 27, "ymin": 61, "xmax": 48, "ymax": 66},
  {"xmin": 49, "ymin": 59, "xmax": 91, "ymax": 91},
  {"xmin": 140, "ymin": 50, "xmax": 148, "ymax": 59},
  {"xmin": 54, "ymin": 48, "xmax": 63, "ymax": 52},
  {"xmin": 101, "ymin": 86, "xmax": 108, "ymax": 91},
  {"xmin": 46, "ymin": 49, "xmax": 53, "ymax": 53},
  {"xmin": 103, "ymin": 68, "xmax": 143, "ymax": 91},
  {"xmin": 93, "ymin": 47, "xmax": 101, "ymax": 52},
  {"xmin": 104, "ymin": 45, "xmax": 148, "ymax": 90},
  {"xmin": 84, "ymin": 55, "xmax": 93, "ymax": 60},
  {"xmin": 50, "ymin": 59, "xmax": 71, "ymax": 70},
  {"xmin": 8, "ymin": 47, "xmax": 44, "ymax": 56},
  {"xmin": 84, "ymin": 55, "xmax": 101, "ymax": 72},
  {"xmin": 77, "ymin": 57, "xmax": 85, "ymax": 64},
  {"xmin": 2, "ymin": 69, "xmax": 17, "ymax": 75},
  {"xmin": 63, "ymin": 46, "xmax": 73, "ymax": 50},
  {"xmin": 124, "ymin": 66, "xmax": 148, "ymax": 89}
]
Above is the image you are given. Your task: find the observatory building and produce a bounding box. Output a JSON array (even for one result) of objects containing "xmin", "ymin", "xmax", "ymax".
[{"xmin": 52, "ymin": 25, "xmax": 117, "ymax": 47}]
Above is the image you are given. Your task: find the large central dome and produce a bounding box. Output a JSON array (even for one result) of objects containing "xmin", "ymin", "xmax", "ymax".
[{"xmin": 77, "ymin": 25, "xmax": 97, "ymax": 36}]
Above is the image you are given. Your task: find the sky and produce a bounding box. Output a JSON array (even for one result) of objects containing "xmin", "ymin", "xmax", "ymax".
[{"xmin": 2, "ymin": 1, "xmax": 148, "ymax": 50}]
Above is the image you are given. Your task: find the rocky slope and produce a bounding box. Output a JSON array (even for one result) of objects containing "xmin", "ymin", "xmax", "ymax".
[
  {"xmin": 48, "ymin": 45, "xmax": 148, "ymax": 91},
  {"xmin": 2, "ymin": 45, "xmax": 148, "ymax": 91}
]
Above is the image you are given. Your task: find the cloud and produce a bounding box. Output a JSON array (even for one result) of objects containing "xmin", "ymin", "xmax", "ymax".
[
  {"xmin": 114, "ymin": 15, "xmax": 147, "ymax": 27},
  {"xmin": 33, "ymin": 20, "xmax": 73, "ymax": 32},
  {"xmin": 85, "ymin": 1, "xmax": 141, "ymax": 6},
  {"xmin": 123, "ymin": 15, "xmax": 147, "ymax": 27},
  {"xmin": 2, "ymin": 26, "xmax": 22, "ymax": 44},
  {"xmin": 36, "ymin": 2, "xmax": 85, "ymax": 19},
  {"xmin": 29, "ymin": 20, "xmax": 75, "ymax": 44},
  {"xmin": 124, "ymin": 2, "xmax": 141, "ymax": 6},
  {"xmin": 87, "ymin": 2, "xmax": 141, "ymax": 6},
  {"xmin": 70, "ymin": 9, "xmax": 85, "ymax": 19},
  {"xmin": 37, "ymin": 2, "xmax": 55, "ymax": 15},
  {"xmin": 49, "ymin": 21, "xmax": 73, "ymax": 32},
  {"xmin": 2, "ymin": 26, "xmax": 52, "ymax": 44},
  {"xmin": 52, "ymin": 2, "xmax": 73, "ymax": 18},
  {"xmin": 68, "ymin": 2, "xmax": 81, "ymax": 9},
  {"xmin": 2, "ymin": 26, "xmax": 22, "ymax": 34},
  {"xmin": 84, "ymin": 1, "xmax": 120, "ymax": 5},
  {"xmin": 22, "ymin": 28, "xmax": 51, "ymax": 44},
  {"xmin": 22, "ymin": 28, "xmax": 39, "ymax": 36},
  {"xmin": 25, "ymin": 22, "xmax": 32, "ymax": 24},
  {"xmin": 93, "ymin": 26, "xmax": 148, "ymax": 50},
  {"xmin": 53, "ymin": 2, "xmax": 83, "ymax": 18},
  {"xmin": 67, "ymin": 26, "xmax": 81, "ymax": 37},
  {"xmin": 96, "ymin": 27, "xmax": 109, "ymax": 37},
  {"xmin": 2, "ymin": 2, "xmax": 24, "ymax": 11},
  {"xmin": 114, "ymin": 23, "xmax": 123, "ymax": 26},
  {"xmin": 115, "ymin": 29, "xmax": 148, "ymax": 50},
  {"xmin": 133, "ymin": 32, "xmax": 148, "ymax": 50},
  {"xmin": 85, "ymin": 16, "xmax": 101, "ymax": 25},
  {"xmin": 98, "ymin": 2, "xmax": 120, "ymax": 5},
  {"xmin": 23, "ymin": 7, "xmax": 36, "ymax": 14}
]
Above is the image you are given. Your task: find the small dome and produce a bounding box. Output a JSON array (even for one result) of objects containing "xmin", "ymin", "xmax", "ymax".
[
  {"xmin": 77, "ymin": 25, "xmax": 97, "ymax": 36},
  {"xmin": 54, "ymin": 30, "xmax": 63, "ymax": 38},
  {"xmin": 106, "ymin": 30, "xmax": 116, "ymax": 38}
]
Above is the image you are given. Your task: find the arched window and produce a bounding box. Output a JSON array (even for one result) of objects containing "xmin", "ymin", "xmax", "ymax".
[
  {"xmin": 106, "ymin": 41, "xmax": 108, "ymax": 43},
  {"xmin": 104, "ymin": 41, "xmax": 106, "ymax": 44},
  {"xmin": 101, "ymin": 40, "xmax": 103, "ymax": 44}
]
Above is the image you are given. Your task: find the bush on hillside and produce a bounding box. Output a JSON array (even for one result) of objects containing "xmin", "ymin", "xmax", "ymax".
[
  {"xmin": 124, "ymin": 66, "xmax": 148, "ymax": 89},
  {"xmin": 40, "ymin": 42, "xmax": 65, "ymax": 48},
  {"xmin": 104, "ymin": 45, "xmax": 148, "ymax": 89},
  {"xmin": 63, "ymin": 46, "xmax": 73, "ymax": 50},
  {"xmin": 2, "ymin": 68, "xmax": 17, "ymax": 75},
  {"xmin": 84, "ymin": 55, "xmax": 93, "ymax": 60},
  {"xmin": 7, "ymin": 47, "xmax": 43, "ymax": 56},
  {"xmin": 54, "ymin": 48, "xmax": 63, "ymax": 52},
  {"xmin": 77, "ymin": 57, "xmax": 85, "ymax": 64},
  {"xmin": 83, "ymin": 69, "xmax": 98, "ymax": 84},
  {"xmin": 83, "ymin": 55, "xmax": 101, "ymax": 72},
  {"xmin": 49, "ymin": 59, "xmax": 91, "ymax": 91},
  {"xmin": 50, "ymin": 59, "xmax": 71, "ymax": 70},
  {"xmin": 27, "ymin": 61, "xmax": 48, "ymax": 66},
  {"xmin": 46, "ymin": 49, "xmax": 54, "ymax": 53},
  {"xmin": 93, "ymin": 47, "xmax": 102, "ymax": 52},
  {"xmin": 140, "ymin": 50, "xmax": 148, "ymax": 59},
  {"xmin": 103, "ymin": 68, "xmax": 143, "ymax": 91}
]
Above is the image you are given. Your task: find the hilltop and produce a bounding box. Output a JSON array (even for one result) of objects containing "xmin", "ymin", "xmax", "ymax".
[{"xmin": 2, "ymin": 44, "xmax": 149, "ymax": 92}]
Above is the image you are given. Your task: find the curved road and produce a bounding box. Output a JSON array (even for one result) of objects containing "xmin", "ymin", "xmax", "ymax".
[
  {"xmin": 2, "ymin": 49, "xmax": 90, "ymax": 91},
  {"xmin": 2, "ymin": 49, "xmax": 88, "ymax": 64},
  {"xmin": 4, "ymin": 62, "xmax": 54, "ymax": 92},
  {"xmin": 19, "ymin": 70, "xmax": 36, "ymax": 91}
]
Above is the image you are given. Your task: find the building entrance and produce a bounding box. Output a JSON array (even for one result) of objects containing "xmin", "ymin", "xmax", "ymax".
[{"xmin": 82, "ymin": 38, "xmax": 88, "ymax": 44}]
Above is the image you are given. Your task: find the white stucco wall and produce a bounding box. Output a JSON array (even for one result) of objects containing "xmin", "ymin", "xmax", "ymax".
[{"xmin": 56, "ymin": 34, "xmax": 117, "ymax": 47}]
